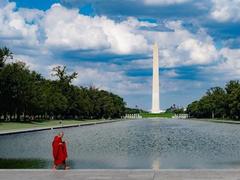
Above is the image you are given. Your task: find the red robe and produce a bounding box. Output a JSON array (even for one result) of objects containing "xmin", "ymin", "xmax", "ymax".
[{"xmin": 52, "ymin": 136, "xmax": 68, "ymax": 165}]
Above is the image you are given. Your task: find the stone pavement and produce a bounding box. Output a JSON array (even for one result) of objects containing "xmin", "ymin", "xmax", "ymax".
[{"xmin": 1, "ymin": 169, "xmax": 240, "ymax": 180}]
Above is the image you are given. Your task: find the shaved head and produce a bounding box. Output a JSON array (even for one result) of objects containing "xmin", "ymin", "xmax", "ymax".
[{"xmin": 58, "ymin": 132, "xmax": 64, "ymax": 138}]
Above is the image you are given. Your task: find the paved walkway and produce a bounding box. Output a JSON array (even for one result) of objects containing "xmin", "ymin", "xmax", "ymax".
[
  {"xmin": 1, "ymin": 170, "xmax": 240, "ymax": 180},
  {"xmin": 193, "ymin": 118, "xmax": 240, "ymax": 124},
  {"xmin": 0, "ymin": 119, "xmax": 121, "ymax": 135}
]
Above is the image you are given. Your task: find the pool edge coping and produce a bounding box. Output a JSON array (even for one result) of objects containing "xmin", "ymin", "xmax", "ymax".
[
  {"xmin": 2, "ymin": 169, "xmax": 240, "ymax": 172},
  {"xmin": 0, "ymin": 119, "xmax": 125, "ymax": 135}
]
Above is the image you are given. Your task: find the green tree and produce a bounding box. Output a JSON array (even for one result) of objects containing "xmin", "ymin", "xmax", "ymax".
[
  {"xmin": 52, "ymin": 66, "xmax": 78, "ymax": 85},
  {"xmin": 0, "ymin": 47, "xmax": 13, "ymax": 69},
  {"xmin": 187, "ymin": 87, "xmax": 226, "ymax": 119},
  {"xmin": 205, "ymin": 87, "xmax": 227, "ymax": 118},
  {"xmin": 187, "ymin": 101, "xmax": 200, "ymax": 118},
  {"xmin": 0, "ymin": 47, "xmax": 127, "ymax": 121},
  {"xmin": 0, "ymin": 62, "xmax": 36, "ymax": 121},
  {"xmin": 225, "ymin": 81, "xmax": 240, "ymax": 120}
]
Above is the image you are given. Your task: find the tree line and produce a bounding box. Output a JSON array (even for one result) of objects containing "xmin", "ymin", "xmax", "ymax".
[
  {"xmin": 187, "ymin": 80, "xmax": 240, "ymax": 120},
  {"xmin": 124, "ymin": 107, "xmax": 147, "ymax": 114},
  {"xmin": 0, "ymin": 47, "xmax": 126, "ymax": 121},
  {"xmin": 166, "ymin": 104, "xmax": 185, "ymax": 115}
]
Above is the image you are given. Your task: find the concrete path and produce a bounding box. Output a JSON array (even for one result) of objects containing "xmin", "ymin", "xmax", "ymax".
[
  {"xmin": 0, "ymin": 119, "xmax": 121, "ymax": 135},
  {"xmin": 193, "ymin": 118, "xmax": 240, "ymax": 124},
  {"xmin": 1, "ymin": 170, "xmax": 240, "ymax": 180}
]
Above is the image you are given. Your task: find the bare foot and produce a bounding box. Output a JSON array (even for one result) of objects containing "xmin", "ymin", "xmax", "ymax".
[{"xmin": 64, "ymin": 166, "xmax": 70, "ymax": 170}]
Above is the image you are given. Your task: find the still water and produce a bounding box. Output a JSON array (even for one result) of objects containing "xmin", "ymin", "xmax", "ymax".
[{"xmin": 1, "ymin": 119, "xmax": 240, "ymax": 169}]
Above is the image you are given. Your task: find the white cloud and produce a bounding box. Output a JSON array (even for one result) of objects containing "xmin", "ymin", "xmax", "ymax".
[
  {"xmin": 43, "ymin": 4, "xmax": 149, "ymax": 54},
  {"xmin": 123, "ymin": 20, "xmax": 218, "ymax": 69},
  {"xmin": 199, "ymin": 47, "xmax": 240, "ymax": 83},
  {"xmin": 176, "ymin": 38, "xmax": 217, "ymax": 65},
  {"xmin": 0, "ymin": 2, "xmax": 150, "ymax": 55},
  {"xmin": 43, "ymin": 4, "xmax": 108, "ymax": 51},
  {"xmin": 122, "ymin": 17, "xmax": 158, "ymax": 28},
  {"xmin": 18, "ymin": 8, "xmax": 44, "ymax": 23},
  {"xmin": 140, "ymin": 21, "xmax": 218, "ymax": 67},
  {"xmin": 0, "ymin": 2, "xmax": 218, "ymax": 67},
  {"xmin": 216, "ymin": 48, "xmax": 240, "ymax": 78},
  {"xmin": 144, "ymin": 0, "xmax": 191, "ymax": 5},
  {"xmin": 0, "ymin": 2, "xmax": 40, "ymax": 47},
  {"xmin": 73, "ymin": 66, "xmax": 150, "ymax": 95},
  {"xmin": 162, "ymin": 69, "xmax": 179, "ymax": 78},
  {"xmin": 210, "ymin": 0, "xmax": 240, "ymax": 22}
]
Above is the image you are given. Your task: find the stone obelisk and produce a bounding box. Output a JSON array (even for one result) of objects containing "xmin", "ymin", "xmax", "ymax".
[{"xmin": 151, "ymin": 43, "xmax": 160, "ymax": 113}]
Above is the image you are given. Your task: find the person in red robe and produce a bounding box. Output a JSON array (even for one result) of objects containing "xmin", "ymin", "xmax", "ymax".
[{"xmin": 52, "ymin": 132, "xmax": 69, "ymax": 169}]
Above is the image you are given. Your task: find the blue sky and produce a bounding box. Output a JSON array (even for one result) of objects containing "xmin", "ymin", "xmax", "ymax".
[{"xmin": 1, "ymin": 0, "xmax": 240, "ymax": 110}]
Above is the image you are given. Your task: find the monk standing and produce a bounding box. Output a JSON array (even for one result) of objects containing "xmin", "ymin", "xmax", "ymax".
[{"xmin": 52, "ymin": 132, "xmax": 69, "ymax": 170}]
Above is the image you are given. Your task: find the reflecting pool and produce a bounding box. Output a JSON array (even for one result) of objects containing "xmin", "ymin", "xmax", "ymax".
[{"xmin": 1, "ymin": 119, "xmax": 240, "ymax": 169}]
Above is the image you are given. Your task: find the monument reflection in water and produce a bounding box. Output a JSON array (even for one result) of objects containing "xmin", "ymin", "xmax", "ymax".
[{"xmin": 1, "ymin": 119, "xmax": 240, "ymax": 169}]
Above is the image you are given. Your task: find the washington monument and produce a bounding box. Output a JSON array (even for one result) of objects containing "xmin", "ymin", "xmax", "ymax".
[{"xmin": 151, "ymin": 43, "xmax": 160, "ymax": 113}]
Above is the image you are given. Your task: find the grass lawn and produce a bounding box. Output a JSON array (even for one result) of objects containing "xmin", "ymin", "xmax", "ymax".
[
  {"xmin": 0, "ymin": 158, "xmax": 47, "ymax": 169},
  {"xmin": 140, "ymin": 112, "xmax": 174, "ymax": 118},
  {"xmin": 0, "ymin": 119, "xmax": 105, "ymax": 132}
]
